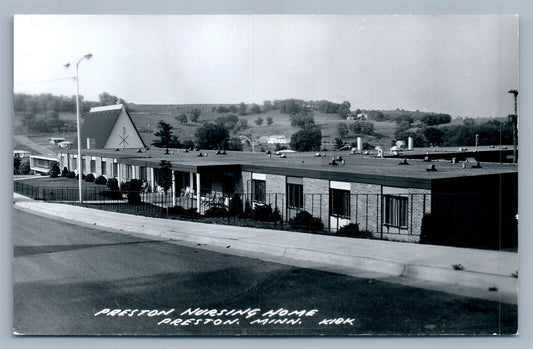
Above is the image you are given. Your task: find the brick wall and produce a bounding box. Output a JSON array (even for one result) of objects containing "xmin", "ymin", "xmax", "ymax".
[
  {"xmin": 351, "ymin": 183, "xmax": 381, "ymax": 232},
  {"xmin": 303, "ymin": 178, "xmax": 329, "ymax": 230}
]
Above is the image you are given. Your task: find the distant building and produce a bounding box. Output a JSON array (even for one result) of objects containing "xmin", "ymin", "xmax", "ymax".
[{"xmin": 267, "ymin": 135, "xmax": 289, "ymax": 144}]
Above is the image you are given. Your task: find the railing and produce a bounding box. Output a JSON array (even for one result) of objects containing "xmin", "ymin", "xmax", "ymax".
[{"xmin": 13, "ymin": 180, "xmax": 516, "ymax": 248}]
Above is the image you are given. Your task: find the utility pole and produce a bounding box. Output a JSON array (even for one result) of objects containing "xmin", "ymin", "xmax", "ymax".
[{"xmin": 508, "ymin": 89, "xmax": 518, "ymax": 164}]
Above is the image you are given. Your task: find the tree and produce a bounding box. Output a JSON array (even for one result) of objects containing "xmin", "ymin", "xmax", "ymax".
[
  {"xmin": 234, "ymin": 119, "xmax": 249, "ymax": 133},
  {"xmin": 189, "ymin": 108, "xmax": 201, "ymax": 122},
  {"xmin": 195, "ymin": 123, "xmax": 230, "ymax": 149},
  {"xmin": 228, "ymin": 137, "xmax": 243, "ymax": 151},
  {"xmin": 263, "ymin": 100, "xmax": 273, "ymax": 111},
  {"xmin": 290, "ymin": 127, "xmax": 322, "ymax": 151},
  {"xmin": 152, "ymin": 121, "xmax": 180, "ymax": 148},
  {"xmin": 255, "ymin": 117, "xmax": 264, "ymax": 126},
  {"xmin": 424, "ymin": 127, "xmax": 444, "ymax": 146},
  {"xmin": 337, "ymin": 123, "xmax": 349, "ymax": 139},
  {"xmin": 175, "ymin": 114, "xmax": 188, "ymax": 124},
  {"xmin": 266, "ymin": 116, "xmax": 273, "ymax": 126},
  {"xmin": 250, "ymin": 103, "xmax": 262, "ymax": 114},
  {"xmin": 290, "ymin": 113, "xmax": 315, "ymax": 129},
  {"xmin": 238, "ymin": 102, "xmax": 247, "ymax": 116},
  {"xmin": 98, "ymin": 92, "xmax": 125, "ymax": 106},
  {"xmin": 215, "ymin": 114, "xmax": 239, "ymax": 131},
  {"xmin": 157, "ymin": 160, "xmax": 172, "ymax": 193}
]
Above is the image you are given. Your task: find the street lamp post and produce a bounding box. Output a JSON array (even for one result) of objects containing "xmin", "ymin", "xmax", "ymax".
[
  {"xmin": 71, "ymin": 53, "xmax": 93, "ymax": 203},
  {"xmin": 508, "ymin": 89, "xmax": 518, "ymax": 164}
]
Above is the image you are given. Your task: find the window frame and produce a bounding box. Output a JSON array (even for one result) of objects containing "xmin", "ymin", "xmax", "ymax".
[
  {"xmin": 329, "ymin": 188, "xmax": 351, "ymax": 218},
  {"xmin": 287, "ymin": 183, "xmax": 304, "ymax": 209},
  {"xmin": 383, "ymin": 195, "xmax": 408, "ymax": 228},
  {"xmin": 251, "ymin": 179, "xmax": 266, "ymax": 203}
]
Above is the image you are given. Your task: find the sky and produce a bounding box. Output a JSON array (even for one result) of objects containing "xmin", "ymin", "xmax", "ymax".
[{"xmin": 13, "ymin": 15, "xmax": 519, "ymax": 118}]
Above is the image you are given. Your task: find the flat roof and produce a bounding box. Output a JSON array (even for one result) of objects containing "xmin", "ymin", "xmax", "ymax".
[{"xmin": 58, "ymin": 147, "xmax": 517, "ymax": 189}]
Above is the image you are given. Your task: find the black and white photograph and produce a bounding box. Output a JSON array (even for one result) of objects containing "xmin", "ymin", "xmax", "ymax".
[{"xmin": 11, "ymin": 13, "xmax": 520, "ymax": 337}]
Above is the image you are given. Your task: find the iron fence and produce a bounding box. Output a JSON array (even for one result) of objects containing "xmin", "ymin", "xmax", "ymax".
[{"xmin": 13, "ymin": 180, "xmax": 515, "ymax": 248}]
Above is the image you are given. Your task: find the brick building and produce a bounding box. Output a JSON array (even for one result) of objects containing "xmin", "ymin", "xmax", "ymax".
[{"xmin": 55, "ymin": 147, "xmax": 517, "ymax": 247}]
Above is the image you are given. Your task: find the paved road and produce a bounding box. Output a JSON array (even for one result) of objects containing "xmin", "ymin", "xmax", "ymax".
[{"xmin": 12, "ymin": 209, "xmax": 517, "ymax": 336}]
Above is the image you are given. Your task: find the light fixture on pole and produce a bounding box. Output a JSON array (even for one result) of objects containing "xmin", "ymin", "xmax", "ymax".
[
  {"xmin": 66, "ymin": 53, "xmax": 93, "ymax": 203},
  {"xmin": 508, "ymin": 89, "xmax": 518, "ymax": 164}
]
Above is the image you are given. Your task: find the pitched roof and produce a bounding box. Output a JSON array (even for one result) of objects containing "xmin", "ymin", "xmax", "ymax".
[{"xmin": 75, "ymin": 105, "xmax": 123, "ymax": 149}]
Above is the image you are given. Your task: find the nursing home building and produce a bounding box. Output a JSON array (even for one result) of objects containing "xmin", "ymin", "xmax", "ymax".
[{"xmin": 54, "ymin": 105, "xmax": 517, "ymax": 247}]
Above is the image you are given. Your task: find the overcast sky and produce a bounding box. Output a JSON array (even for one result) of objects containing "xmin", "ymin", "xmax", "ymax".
[{"xmin": 14, "ymin": 15, "xmax": 518, "ymax": 118}]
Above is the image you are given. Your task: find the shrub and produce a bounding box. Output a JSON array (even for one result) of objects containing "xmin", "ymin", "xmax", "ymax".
[
  {"xmin": 49, "ymin": 162, "xmax": 60, "ymax": 178},
  {"xmin": 289, "ymin": 211, "xmax": 324, "ymax": 231},
  {"xmin": 75, "ymin": 173, "xmax": 86, "ymax": 180},
  {"xmin": 85, "ymin": 173, "xmax": 95, "ymax": 182},
  {"xmin": 66, "ymin": 171, "xmax": 76, "ymax": 178},
  {"xmin": 125, "ymin": 179, "xmax": 143, "ymax": 205},
  {"xmin": 168, "ymin": 205, "xmax": 200, "ymax": 218},
  {"xmin": 94, "ymin": 175, "xmax": 107, "ymax": 185},
  {"xmin": 337, "ymin": 223, "xmax": 374, "ymax": 239},
  {"xmin": 107, "ymin": 177, "xmax": 119, "ymax": 191},
  {"xmin": 61, "ymin": 167, "xmax": 69, "ymax": 177},
  {"xmin": 251, "ymin": 204, "xmax": 281, "ymax": 222},
  {"xmin": 204, "ymin": 205, "xmax": 230, "ymax": 218},
  {"xmin": 228, "ymin": 193, "xmax": 243, "ymax": 216}
]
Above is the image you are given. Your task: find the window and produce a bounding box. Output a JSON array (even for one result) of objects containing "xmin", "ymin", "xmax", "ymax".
[
  {"xmin": 252, "ymin": 179, "xmax": 266, "ymax": 202},
  {"xmin": 287, "ymin": 183, "xmax": 303, "ymax": 209},
  {"xmin": 112, "ymin": 163, "xmax": 118, "ymax": 177},
  {"xmin": 330, "ymin": 189, "xmax": 350, "ymax": 218},
  {"xmin": 90, "ymin": 160, "xmax": 96, "ymax": 173},
  {"xmin": 383, "ymin": 195, "xmax": 408, "ymax": 228},
  {"xmin": 101, "ymin": 161, "xmax": 107, "ymax": 175}
]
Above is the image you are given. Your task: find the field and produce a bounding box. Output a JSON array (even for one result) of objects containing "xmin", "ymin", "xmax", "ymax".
[{"xmin": 16, "ymin": 103, "xmax": 479, "ymax": 153}]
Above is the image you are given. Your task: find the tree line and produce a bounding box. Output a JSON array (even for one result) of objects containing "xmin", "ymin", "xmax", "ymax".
[{"xmin": 394, "ymin": 118, "xmax": 514, "ymax": 147}]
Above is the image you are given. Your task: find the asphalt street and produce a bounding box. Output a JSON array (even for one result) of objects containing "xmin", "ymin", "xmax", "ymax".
[{"xmin": 12, "ymin": 209, "xmax": 517, "ymax": 336}]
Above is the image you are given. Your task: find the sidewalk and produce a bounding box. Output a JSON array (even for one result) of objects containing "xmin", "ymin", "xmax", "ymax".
[{"xmin": 12, "ymin": 193, "xmax": 518, "ymax": 304}]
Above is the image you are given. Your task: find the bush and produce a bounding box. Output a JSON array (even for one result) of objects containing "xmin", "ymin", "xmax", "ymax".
[
  {"xmin": 75, "ymin": 173, "xmax": 86, "ymax": 180},
  {"xmin": 94, "ymin": 175, "xmax": 107, "ymax": 185},
  {"xmin": 289, "ymin": 211, "xmax": 324, "ymax": 231},
  {"xmin": 61, "ymin": 167, "xmax": 69, "ymax": 177},
  {"xmin": 251, "ymin": 204, "xmax": 282, "ymax": 222},
  {"xmin": 66, "ymin": 171, "xmax": 76, "ymax": 178},
  {"xmin": 337, "ymin": 223, "xmax": 374, "ymax": 239},
  {"xmin": 107, "ymin": 177, "xmax": 119, "ymax": 191},
  {"xmin": 228, "ymin": 193, "xmax": 243, "ymax": 216},
  {"xmin": 49, "ymin": 162, "xmax": 60, "ymax": 178},
  {"xmin": 125, "ymin": 179, "xmax": 143, "ymax": 205},
  {"xmin": 204, "ymin": 205, "xmax": 230, "ymax": 218},
  {"xmin": 85, "ymin": 173, "xmax": 95, "ymax": 182},
  {"xmin": 168, "ymin": 205, "xmax": 200, "ymax": 218}
]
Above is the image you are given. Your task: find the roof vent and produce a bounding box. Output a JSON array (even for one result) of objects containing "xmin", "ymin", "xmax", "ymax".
[
  {"xmin": 426, "ymin": 164, "xmax": 437, "ymax": 172},
  {"xmin": 423, "ymin": 156, "xmax": 431, "ymax": 162},
  {"xmin": 471, "ymin": 162, "xmax": 482, "ymax": 168},
  {"xmin": 398, "ymin": 159, "xmax": 409, "ymax": 165}
]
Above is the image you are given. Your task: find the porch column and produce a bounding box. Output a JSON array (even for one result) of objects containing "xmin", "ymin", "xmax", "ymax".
[
  {"xmin": 117, "ymin": 164, "xmax": 121, "ymax": 183},
  {"xmin": 189, "ymin": 172, "xmax": 194, "ymax": 191},
  {"xmin": 196, "ymin": 172, "xmax": 201, "ymax": 213},
  {"xmin": 150, "ymin": 167, "xmax": 155, "ymax": 192},
  {"xmin": 172, "ymin": 170, "xmax": 176, "ymax": 207}
]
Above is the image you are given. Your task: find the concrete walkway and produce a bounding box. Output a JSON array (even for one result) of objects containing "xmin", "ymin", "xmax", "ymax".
[{"xmin": 12, "ymin": 193, "xmax": 518, "ymax": 304}]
